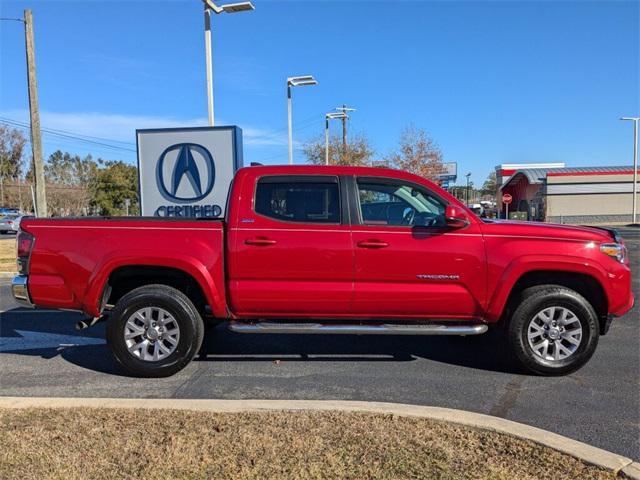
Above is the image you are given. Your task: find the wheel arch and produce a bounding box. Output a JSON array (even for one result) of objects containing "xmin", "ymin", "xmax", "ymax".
[
  {"xmin": 496, "ymin": 270, "xmax": 608, "ymax": 334},
  {"xmin": 83, "ymin": 258, "xmax": 227, "ymax": 319},
  {"xmin": 485, "ymin": 255, "xmax": 610, "ymax": 333}
]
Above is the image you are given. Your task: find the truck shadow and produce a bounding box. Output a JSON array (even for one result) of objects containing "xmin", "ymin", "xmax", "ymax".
[
  {"xmin": 0, "ymin": 309, "xmax": 520, "ymax": 376},
  {"xmin": 195, "ymin": 324, "xmax": 519, "ymax": 374}
]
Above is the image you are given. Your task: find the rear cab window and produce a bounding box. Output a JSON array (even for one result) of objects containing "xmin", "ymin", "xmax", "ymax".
[{"xmin": 255, "ymin": 176, "xmax": 341, "ymax": 224}]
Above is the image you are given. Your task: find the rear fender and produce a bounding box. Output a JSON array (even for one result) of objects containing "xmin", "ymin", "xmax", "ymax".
[{"xmin": 82, "ymin": 254, "xmax": 226, "ymax": 318}]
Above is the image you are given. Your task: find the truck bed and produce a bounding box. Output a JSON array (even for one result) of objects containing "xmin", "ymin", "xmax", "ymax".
[{"xmin": 20, "ymin": 217, "xmax": 226, "ymax": 317}]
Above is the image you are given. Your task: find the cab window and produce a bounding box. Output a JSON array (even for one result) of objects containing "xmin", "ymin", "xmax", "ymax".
[
  {"xmin": 255, "ymin": 176, "xmax": 340, "ymax": 224},
  {"xmin": 357, "ymin": 180, "xmax": 446, "ymax": 227}
]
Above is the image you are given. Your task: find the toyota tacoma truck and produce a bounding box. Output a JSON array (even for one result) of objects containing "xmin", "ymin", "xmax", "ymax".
[{"xmin": 12, "ymin": 165, "xmax": 634, "ymax": 377}]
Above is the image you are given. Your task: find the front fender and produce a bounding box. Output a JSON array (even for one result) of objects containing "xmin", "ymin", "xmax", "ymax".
[{"xmin": 485, "ymin": 254, "xmax": 609, "ymax": 322}]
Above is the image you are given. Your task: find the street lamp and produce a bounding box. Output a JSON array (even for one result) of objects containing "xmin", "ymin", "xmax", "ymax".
[
  {"xmin": 201, "ymin": 0, "xmax": 254, "ymax": 126},
  {"xmin": 465, "ymin": 172, "xmax": 471, "ymax": 205},
  {"xmin": 325, "ymin": 112, "xmax": 347, "ymax": 165},
  {"xmin": 621, "ymin": 116, "xmax": 639, "ymax": 225},
  {"xmin": 287, "ymin": 75, "xmax": 317, "ymax": 164}
]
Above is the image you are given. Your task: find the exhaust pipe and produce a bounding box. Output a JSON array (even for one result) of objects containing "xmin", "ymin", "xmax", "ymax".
[{"xmin": 75, "ymin": 314, "xmax": 107, "ymax": 331}]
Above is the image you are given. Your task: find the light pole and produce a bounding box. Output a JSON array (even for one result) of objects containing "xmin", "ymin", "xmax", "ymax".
[
  {"xmin": 325, "ymin": 112, "xmax": 347, "ymax": 165},
  {"xmin": 465, "ymin": 172, "xmax": 471, "ymax": 205},
  {"xmin": 201, "ymin": 0, "xmax": 254, "ymax": 126},
  {"xmin": 621, "ymin": 116, "xmax": 639, "ymax": 224},
  {"xmin": 287, "ymin": 75, "xmax": 317, "ymax": 164}
]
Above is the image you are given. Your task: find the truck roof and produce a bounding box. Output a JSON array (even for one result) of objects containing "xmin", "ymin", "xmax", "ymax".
[{"xmin": 237, "ymin": 164, "xmax": 442, "ymax": 187}]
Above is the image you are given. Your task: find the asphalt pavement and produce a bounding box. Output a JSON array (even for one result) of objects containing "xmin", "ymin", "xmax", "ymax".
[{"xmin": 1, "ymin": 227, "xmax": 638, "ymax": 459}]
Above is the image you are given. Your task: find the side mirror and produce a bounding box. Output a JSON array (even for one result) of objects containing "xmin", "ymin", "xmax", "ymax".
[{"xmin": 445, "ymin": 205, "xmax": 469, "ymax": 228}]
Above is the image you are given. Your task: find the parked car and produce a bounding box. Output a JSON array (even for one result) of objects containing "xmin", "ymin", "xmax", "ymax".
[
  {"xmin": 468, "ymin": 203, "xmax": 485, "ymax": 217},
  {"xmin": 0, "ymin": 215, "xmax": 22, "ymax": 234},
  {"xmin": 0, "ymin": 207, "xmax": 20, "ymax": 216},
  {"xmin": 12, "ymin": 165, "xmax": 634, "ymax": 377}
]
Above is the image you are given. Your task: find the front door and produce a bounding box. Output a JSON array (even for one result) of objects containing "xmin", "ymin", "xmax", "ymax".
[
  {"xmin": 227, "ymin": 174, "xmax": 353, "ymax": 316},
  {"xmin": 351, "ymin": 176, "xmax": 486, "ymax": 319}
]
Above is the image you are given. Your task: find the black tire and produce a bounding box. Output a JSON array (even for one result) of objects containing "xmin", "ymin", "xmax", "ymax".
[
  {"xmin": 106, "ymin": 284, "xmax": 204, "ymax": 377},
  {"xmin": 507, "ymin": 285, "xmax": 599, "ymax": 376}
]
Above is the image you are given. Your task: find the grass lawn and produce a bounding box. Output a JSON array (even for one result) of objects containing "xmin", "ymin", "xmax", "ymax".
[
  {"xmin": 0, "ymin": 237, "xmax": 16, "ymax": 272},
  {"xmin": 0, "ymin": 408, "xmax": 617, "ymax": 480}
]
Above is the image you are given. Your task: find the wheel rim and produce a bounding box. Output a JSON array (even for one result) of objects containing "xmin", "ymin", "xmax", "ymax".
[
  {"xmin": 527, "ymin": 306, "xmax": 583, "ymax": 362},
  {"xmin": 124, "ymin": 307, "xmax": 180, "ymax": 362}
]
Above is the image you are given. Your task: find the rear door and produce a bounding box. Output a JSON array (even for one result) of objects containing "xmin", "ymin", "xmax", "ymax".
[
  {"xmin": 227, "ymin": 174, "xmax": 354, "ymax": 316},
  {"xmin": 350, "ymin": 176, "xmax": 486, "ymax": 319}
]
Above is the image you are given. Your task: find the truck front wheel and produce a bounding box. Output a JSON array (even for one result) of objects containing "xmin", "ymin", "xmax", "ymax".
[
  {"xmin": 106, "ymin": 284, "xmax": 204, "ymax": 377},
  {"xmin": 508, "ymin": 285, "xmax": 599, "ymax": 376}
]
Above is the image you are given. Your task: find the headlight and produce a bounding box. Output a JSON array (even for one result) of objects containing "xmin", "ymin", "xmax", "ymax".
[{"xmin": 600, "ymin": 243, "xmax": 626, "ymax": 263}]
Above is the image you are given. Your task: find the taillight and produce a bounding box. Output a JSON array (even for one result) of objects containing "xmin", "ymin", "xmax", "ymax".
[
  {"xmin": 16, "ymin": 231, "xmax": 34, "ymax": 274},
  {"xmin": 7, "ymin": 221, "xmax": 13, "ymax": 225}
]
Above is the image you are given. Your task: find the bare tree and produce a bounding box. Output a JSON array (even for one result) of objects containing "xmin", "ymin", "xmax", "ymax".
[
  {"xmin": 385, "ymin": 125, "xmax": 445, "ymax": 180},
  {"xmin": 303, "ymin": 133, "xmax": 374, "ymax": 167},
  {"xmin": 0, "ymin": 125, "xmax": 27, "ymax": 205}
]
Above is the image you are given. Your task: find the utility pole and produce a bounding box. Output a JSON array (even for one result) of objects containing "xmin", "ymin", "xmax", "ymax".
[
  {"xmin": 335, "ymin": 105, "xmax": 356, "ymax": 162},
  {"xmin": 287, "ymin": 85, "xmax": 293, "ymax": 163},
  {"xmin": 324, "ymin": 112, "xmax": 347, "ymax": 165},
  {"xmin": 325, "ymin": 116, "xmax": 330, "ymax": 166},
  {"xmin": 341, "ymin": 104, "xmax": 347, "ymax": 159},
  {"xmin": 24, "ymin": 9, "xmax": 47, "ymax": 217}
]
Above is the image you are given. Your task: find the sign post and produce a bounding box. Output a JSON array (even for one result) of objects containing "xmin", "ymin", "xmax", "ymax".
[
  {"xmin": 136, "ymin": 126, "xmax": 243, "ymax": 218},
  {"xmin": 502, "ymin": 193, "xmax": 513, "ymax": 219}
]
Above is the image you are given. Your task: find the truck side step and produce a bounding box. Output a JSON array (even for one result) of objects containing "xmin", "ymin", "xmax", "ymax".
[{"xmin": 227, "ymin": 322, "xmax": 488, "ymax": 336}]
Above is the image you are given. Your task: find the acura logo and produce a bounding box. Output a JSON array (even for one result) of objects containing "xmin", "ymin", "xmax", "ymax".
[{"xmin": 156, "ymin": 143, "xmax": 215, "ymax": 202}]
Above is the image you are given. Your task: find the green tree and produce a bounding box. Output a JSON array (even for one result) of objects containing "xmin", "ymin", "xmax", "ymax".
[
  {"xmin": 40, "ymin": 151, "xmax": 98, "ymax": 216},
  {"xmin": 90, "ymin": 160, "xmax": 139, "ymax": 216},
  {"xmin": 303, "ymin": 134, "xmax": 374, "ymax": 166},
  {"xmin": 480, "ymin": 171, "xmax": 497, "ymax": 198},
  {"xmin": 45, "ymin": 150, "xmax": 98, "ymax": 186}
]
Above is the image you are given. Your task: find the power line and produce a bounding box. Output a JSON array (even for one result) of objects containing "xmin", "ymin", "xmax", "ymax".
[
  {"xmin": 0, "ymin": 118, "xmax": 136, "ymax": 153},
  {"xmin": 246, "ymin": 111, "xmax": 326, "ymax": 143},
  {"xmin": 0, "ymin": 116, "xmax": 135, "ymax": 147}
]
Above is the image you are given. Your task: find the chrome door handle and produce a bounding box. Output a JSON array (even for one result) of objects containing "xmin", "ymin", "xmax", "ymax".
[{"xmin": 357, "ymin": 240, "xmax": 389, "ymax": 249}]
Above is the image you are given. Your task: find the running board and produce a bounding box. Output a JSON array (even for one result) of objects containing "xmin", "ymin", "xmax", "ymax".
[{"xmin": 227, "ymin": 322, "xmax": 488, "ymax": 336}]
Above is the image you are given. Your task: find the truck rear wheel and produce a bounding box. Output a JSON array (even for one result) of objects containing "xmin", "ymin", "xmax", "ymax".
[
  {"xmin": 106, "ymin": 284, "xmax": 204, "ymax": 377},
  {"xmin": 507, "ymin": 285, "xmax": 599, "ymax": 376}
]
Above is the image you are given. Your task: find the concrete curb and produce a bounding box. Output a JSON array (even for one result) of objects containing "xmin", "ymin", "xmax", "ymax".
[
  {"xmin": 621, "ymin": 463, "xmax": 640, "ymax": 480},
  {"xmin": 0, "ymin": 397, "xmax": 636, "ymax": 476}
]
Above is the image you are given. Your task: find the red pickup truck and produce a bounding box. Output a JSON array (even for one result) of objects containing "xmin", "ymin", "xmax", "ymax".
[{"xmin": 12, "ymin": 165, "xmax": 633, "ymax": 377}]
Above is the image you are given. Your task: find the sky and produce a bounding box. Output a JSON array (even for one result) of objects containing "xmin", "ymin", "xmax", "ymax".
[{"xmin": 1, "ymin": 0, "xmax": 638, "ymax": 185}]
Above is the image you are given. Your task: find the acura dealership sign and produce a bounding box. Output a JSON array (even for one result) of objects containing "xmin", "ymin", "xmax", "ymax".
[{"xmin": 137, "ymin": 126, "xmax": 243, "ymax": 217}]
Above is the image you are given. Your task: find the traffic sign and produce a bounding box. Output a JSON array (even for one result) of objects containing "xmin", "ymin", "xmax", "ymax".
[{"xmin": 502, "ymin": 193, "xmax": 513, "ymax": 205}]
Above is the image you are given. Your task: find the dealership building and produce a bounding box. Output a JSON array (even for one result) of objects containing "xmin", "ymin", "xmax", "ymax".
[{"xmin": 496, "ymin": 163, "xmax": 637, "ymax": 224}]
